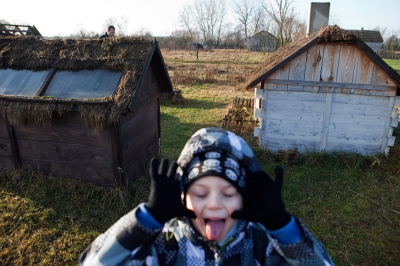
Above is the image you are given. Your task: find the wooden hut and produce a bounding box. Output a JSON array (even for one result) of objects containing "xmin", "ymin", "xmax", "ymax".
[
  {"xmin": 0, "ymin": 36, "xmax": 172, "ymax": 186},
  {"xmin": 244, "ymin": 26, "xmax": 400, "ymax": 156},
  {"xmin": 248, "ymin": 30, "xmax": 277, "ymax": 53}
]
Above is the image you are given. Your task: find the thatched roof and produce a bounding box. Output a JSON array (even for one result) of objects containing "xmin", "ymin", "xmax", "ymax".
[
  {"xmin": 0, "ymin": 36, "xmax": 172, "ymax": 129},
  {"xmin": 345, "ymin": 29, "xmax": 383, "ymax": 43},
  {"xmin": 243, "ymin": 25, "xmax": 400, "ymax": 90}
]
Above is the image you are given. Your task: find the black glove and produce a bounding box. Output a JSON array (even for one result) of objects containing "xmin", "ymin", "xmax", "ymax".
[
  {"xmin": 231, "ymin": 166, "xmax": 291, "ymax": 231},
  {"xmin": 145, "ymin": 157, "xmax": 196, "ymax": 224}
]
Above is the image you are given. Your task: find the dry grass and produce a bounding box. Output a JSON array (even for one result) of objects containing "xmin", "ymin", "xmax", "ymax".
[{"xmin": 161, "ymin": 49, "xmax": 271, "ymax": 87}]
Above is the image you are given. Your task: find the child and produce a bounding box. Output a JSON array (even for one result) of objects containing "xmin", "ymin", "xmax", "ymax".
[{"xmin": 79, "ymin": 127, "xmax": 334, "ymax": 265}]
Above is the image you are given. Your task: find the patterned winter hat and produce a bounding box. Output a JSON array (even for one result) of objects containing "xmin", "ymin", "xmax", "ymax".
[{"xmin": 177, "ymin": 127, "xmax": 262, "ymax": 193}]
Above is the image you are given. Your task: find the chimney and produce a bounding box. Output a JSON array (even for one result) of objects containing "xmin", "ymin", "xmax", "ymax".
[{"xmin": 307, "ymin": 2, "xmax": 330, "ymax": 35}]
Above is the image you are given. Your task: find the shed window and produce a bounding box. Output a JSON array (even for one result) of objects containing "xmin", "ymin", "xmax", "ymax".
[
  {"xmin": 43, "ymin": 70, "xmax": 122, "ymax": 99},
  {"xmin": 0, "ymin": 69, "xmax": 50, "ymax": 96}
]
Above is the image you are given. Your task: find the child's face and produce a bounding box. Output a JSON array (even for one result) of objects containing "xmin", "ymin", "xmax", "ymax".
[{"xmin": 185, "ymin": 175, "xmax": 243, "ymax": 242}]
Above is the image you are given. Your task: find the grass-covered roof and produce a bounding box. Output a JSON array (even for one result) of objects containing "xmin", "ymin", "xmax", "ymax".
[{"xmin": 0, "ymin": 36, "xmax": 171, "ymax": 129}]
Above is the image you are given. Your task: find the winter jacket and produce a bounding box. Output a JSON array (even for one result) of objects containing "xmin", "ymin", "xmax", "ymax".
[
  {"xmin": 79, "ymin": 205, "xmax": 334, "ymax": 266},
  {"xmin": 99, "ymin": 33, "xmax": 109, "ymax": 39}
]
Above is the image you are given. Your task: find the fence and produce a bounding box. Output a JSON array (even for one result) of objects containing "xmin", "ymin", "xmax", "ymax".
[
  {"xmin": 377, "ymin": 50, "xmax": 400, "ymax": 59},
  {"xmin": 222, "ymin": 97, "xmax": 259, "ymax": 145}
]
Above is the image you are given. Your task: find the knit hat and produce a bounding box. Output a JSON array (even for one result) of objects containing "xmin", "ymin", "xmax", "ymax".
[{"xmin": 177, "ymin": 127, "xmax": 262, "ymax": 194}]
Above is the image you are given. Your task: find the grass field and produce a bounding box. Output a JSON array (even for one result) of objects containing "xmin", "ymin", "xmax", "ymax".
[
  {"xmin": 383, "ymin": 58, "xmax": 400, "ymax": 74},
  {"xmin": 1, "ymin": 49, "xmax": 400, "ymax": 265}
]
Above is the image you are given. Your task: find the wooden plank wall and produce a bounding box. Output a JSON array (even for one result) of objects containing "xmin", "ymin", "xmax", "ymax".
[
  {"xmin": 120, "ymin": 65, "xmax": 162, "ymax": 181},
  {"xmin": 13, "ymin": 112, "xmax": 115, "ymax": 185},
  {"xmin": 326, "ymin": 94, "xmax": 388, "ymax": 155},
  {"xmin": 259, "ymin": 43, "xmax": 398, "ymax": 155},
  {"xmin": 0, "ymin": 121, "xmax": 14, "ymax": 169},
  {"xmin": 263, "ymin": 43, "xmax": 397, "ymax": 96},
  {"xmin": 260, "ymin": 90, "xmax": 326, "ymax": 153}
]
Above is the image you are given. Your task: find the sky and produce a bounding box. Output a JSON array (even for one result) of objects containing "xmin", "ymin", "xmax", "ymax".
[{"xmin": 2, "ymin": 0, "xmax": 399, "ymax": 38}]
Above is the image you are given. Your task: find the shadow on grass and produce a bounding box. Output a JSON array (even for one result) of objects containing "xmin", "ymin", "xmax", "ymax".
[{"xmin": 162, "ymin": 97, "xmax": 229, "ymax": 110}]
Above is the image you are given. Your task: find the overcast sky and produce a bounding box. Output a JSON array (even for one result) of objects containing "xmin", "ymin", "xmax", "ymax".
[{"xmin": 2, "ymin": 0, "xmax": 399, "ymax": 37}]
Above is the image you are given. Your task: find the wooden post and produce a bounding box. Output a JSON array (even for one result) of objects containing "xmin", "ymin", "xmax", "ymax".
[
  {"xmin": 4, "ymin": 113, "xmax": 20, "ymax": 168},
  {"xmin": 110, "ymin": 122, "xmax": 125, "ymax": 186}
]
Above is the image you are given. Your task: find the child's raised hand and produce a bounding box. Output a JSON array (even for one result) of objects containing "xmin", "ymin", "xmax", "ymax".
[
  {"xmin": 231, "ymin": 166, "xmax": 291, "ymax": 231},
  {"xmin": 146, "ymin": 158, "xmax": 196, "ymax": 224}
]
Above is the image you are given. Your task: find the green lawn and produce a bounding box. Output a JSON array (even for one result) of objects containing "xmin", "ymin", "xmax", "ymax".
[{"xmin": 383, "ymin": 58, "xmax": 400, "ymax": 74}]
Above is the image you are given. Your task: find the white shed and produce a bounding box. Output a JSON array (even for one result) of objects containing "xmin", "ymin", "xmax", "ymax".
[{"xmin": 244, "ymin": 26, "xmax": 400, "ymax": 156}]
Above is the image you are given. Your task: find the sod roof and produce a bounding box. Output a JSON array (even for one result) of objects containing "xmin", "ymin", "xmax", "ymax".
[
  {"xmin": 243, "ymin": 25, "xmax": 400, "ymax": 91},
  {"xmin": 0, "ymin": 36, "xmax": 172, "ymax": 129}
]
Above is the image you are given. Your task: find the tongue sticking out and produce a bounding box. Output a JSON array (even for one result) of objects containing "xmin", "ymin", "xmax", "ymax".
[{"xmin": 205, "ymin": 220, "xmax": 225, "ymax": 241}]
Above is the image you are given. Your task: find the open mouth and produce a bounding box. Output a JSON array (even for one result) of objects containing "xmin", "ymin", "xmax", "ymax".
[{"xmin": 204, "ymin": 219, "xmax": 226, "ymax": 241}]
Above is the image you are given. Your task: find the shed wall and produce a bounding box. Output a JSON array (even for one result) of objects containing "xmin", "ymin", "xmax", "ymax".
[
  {"xmin": 120, "ymin": 65, "xmax": 162, "ymax": 181},
  {"xmin": 325, "ymin": 94, "xmax": 388, "ymax": 154},
  {"xmin": 12, "ymin": 112, "xmax": 115, "ymax": 185},
  {"xmin": 255, "ymin": 42, "xmax": 398, "ymax": 156},
  {"xmin": 257, "ymin": 90, "xmax": 393, "ymax": 155},
  {"xmin": 0, "ymin": 122, "xmax": 14, "ymax": 169}
]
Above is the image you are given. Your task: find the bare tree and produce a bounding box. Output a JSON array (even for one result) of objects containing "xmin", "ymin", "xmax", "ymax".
[
  {"xmin": 191, "ymin": 0, "xmax": 227, "ymax": 47},
  {"xmin": 232, "ymin": 0, "xmax": 256, "ymax": 39},
  {"xmin": 372, "ymin": 26, "xmax": 388, "ymax": 40},
  {"xmin": 250, "ymin": 0, "xmax": 266, "ymax": 35},
  {"xmin": 134, "ymin": 27, "xmax": 153, "ymax": 40},
  {"xmin": 215, "ymin": 0, "xmax": 228, "ymax": 47},
  {"xmin": 103, "ymin": 16, "xmax": 130, "ymax": 36},
  {"xmin": 291, "ymin": 18, "xmax": 307, "ymax": 41},
  {"xmin": 75, "ymin": 22, "xmax": 90, "ymax": 39},
  {"xmin": 103, "ymin": 17, "xmax": 117, "ymax": 31},
  {"xmin": 329, "ymin": 12, "xmax": 341, "ymax": 27},
  {"xmin": 263, "ymin": 0, "xmax": 296, "ymax": 47},
  {"xmin": 116, "ymin": 16, "xmax": 130, "ymax": 36},
  {"xmin": 179, "ymin": 5, "xmax": 195, "ymax": 42}
]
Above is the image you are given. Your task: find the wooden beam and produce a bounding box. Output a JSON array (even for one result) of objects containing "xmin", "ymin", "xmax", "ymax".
[
  {"xmin": 4, "ymin": 113, "xmax": 20, "ymax": 167},
  {"xmin": 320, "ymin": 93, "xmax": 333, "ymax": 151},
  {"xmin": 0, "ymin": 96, "xmax": 112, "ymax": 105},
  {"xmin": 110, "ymin": 122, "xmax": 125, "ymax": 186},
  {"xmin": 265, "ymin": 79, "xmax": 396, "ymax": 91},
  {"xmin": 36, "ymin": 68, "xmax": 56, "ymax": 97},
  {"xmin": 381, "ymin": 97, "xmax": 396, "ymax": 154}
]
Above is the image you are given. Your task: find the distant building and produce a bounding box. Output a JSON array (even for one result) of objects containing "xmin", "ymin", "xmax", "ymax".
[
  {"xmin": 345, "ymin": 29, "xmax": 383, "ymax": 52},
  {"xmin": 248, "ymin": 30, "xmax": 277, "ymax": 52}
]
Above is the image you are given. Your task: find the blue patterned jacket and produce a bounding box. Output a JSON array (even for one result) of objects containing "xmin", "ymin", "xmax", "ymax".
[{"xmin": 79, "ymin": 205, "xmax": 334, "ymax": 266}]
